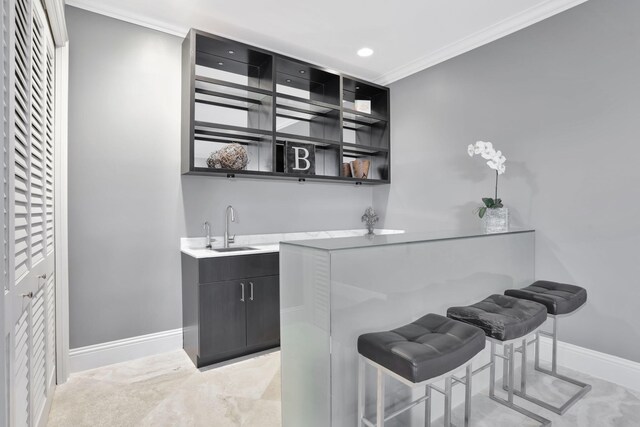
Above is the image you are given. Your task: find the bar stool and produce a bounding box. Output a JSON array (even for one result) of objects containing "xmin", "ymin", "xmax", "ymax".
[
  {"xmin": 505, "ymin": 280, "xmax": 591, "ymax": 414},
  {"xmin": 357, "ymin": 313, "xmax": 486, "ymax": 427},
  {"xmin": 447, "ymin": 294, "xmax": 551, "ymax": 427}
]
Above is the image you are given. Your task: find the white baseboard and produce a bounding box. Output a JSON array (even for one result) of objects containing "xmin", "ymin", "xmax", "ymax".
[
  {"xmin": 538, "ymin": 336, "xmax": 640, "ymax": 393},
  {"xmin": 67, "ymin": 327, "xmax": 640, "ymax": 394},
  {"xmin": 69, "ymin": 328, "xmax": 182, "ymax": 373}
]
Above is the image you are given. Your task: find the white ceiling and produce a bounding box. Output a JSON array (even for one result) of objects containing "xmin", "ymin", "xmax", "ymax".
[{"xmin": 66, "ymin": 0, "xmax": 587, "ymax": 84}]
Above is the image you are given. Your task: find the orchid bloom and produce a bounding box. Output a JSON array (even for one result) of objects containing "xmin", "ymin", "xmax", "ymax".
[{"xmin": 468, "ymin": 141, "xmax": 506, "ymax": 175}]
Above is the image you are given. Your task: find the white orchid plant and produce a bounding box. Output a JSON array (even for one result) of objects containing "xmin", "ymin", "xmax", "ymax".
[{"xmin": 467, "ymin": 141, "xmax": 507, "ymax": 218}]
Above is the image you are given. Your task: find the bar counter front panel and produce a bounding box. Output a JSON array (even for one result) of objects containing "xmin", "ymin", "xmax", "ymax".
[{"xmin": 280, "ymin": 230, "xmax": 535, "ymax": 427}]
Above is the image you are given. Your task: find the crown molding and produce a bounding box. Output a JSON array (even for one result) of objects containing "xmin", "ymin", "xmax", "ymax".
[
  {"xmin": 373, "ymin": 0, "xmax": 590, "ymax": 85},
  {"xmin": 66, "ymin": 0, "xmax": 589, "ymax": 86},
  {"xmin": 64, "ymin": 0, "xmax": 376, "ymax": 83},
  {"xmin": 65, "ymin": 0, "xmax": 189, "ymax": 37}
]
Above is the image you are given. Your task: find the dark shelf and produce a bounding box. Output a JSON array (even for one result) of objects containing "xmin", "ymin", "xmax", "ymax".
[
  {"xmin": 191, "ymin": 167, "xmax": 275, "ymax": 176},
  {"xmin": 276, "ymin": 111, "xmax": 314, "ymax": 123},
  {"xmin": 194, "ymin": 78, "xmax": 271, "ymax": 112},
  {"xmin": 195, "ymin": 92, "xmax": 261, "ymax": 111},
  {"xmin": 186, "ymin": 168, "xmax": 386, "ymax": 184},
  {"xmin": 275, "ymin": 132, "xmax": 341, "ymax": 147},
  {"xmin": 343, "ymin": 108, "xmax": 387, "ymax": 124},
  {"xmin": 276, "ymin": 93, "xmax": 340, "ymax": 114},
  {"xmin": 338, "ymin": 176, "xmax": 389, "ymax": 184},
  {"xmin": 194, "ymin": 121, "xmax": 272, "ymax": 144},
  {"xmin": 182, "ymin": 29, "xmax": 390, "ymax": 184},
  {"xmin": 342, "ymin": 143, "xmax": 389, "ymax": 155},
  {"xmin": 195, "ymin": 75, "xmax": 272, "ymax": 96},
  {"xmin": 276, "ymin": 102, "xmax": 326, "ymax": 116},
  {"xmin": 194, "ymin": 121, "xmax": 271, "ymax": 134},
  {"xmin": 276, "ymin": 105, "xmax": 329, "ymax": 121},
  {"xmin": 195, "ymin": 134, "xmax": 265, "ymax": 145}
]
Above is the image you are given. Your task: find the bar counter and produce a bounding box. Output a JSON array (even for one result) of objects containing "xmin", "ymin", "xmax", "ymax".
[{"xmin": 279, "ymin": 229, "xmax": 535, "ymax": 427}]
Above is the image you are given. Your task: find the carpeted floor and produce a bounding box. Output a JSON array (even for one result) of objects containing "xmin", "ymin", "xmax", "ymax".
[{"xmin": 48, "ymin": 349, "xmax": 640, "ymax": 426}]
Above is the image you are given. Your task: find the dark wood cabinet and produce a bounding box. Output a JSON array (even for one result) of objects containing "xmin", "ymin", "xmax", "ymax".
[
  {"xmin": 199, "ymin": 280, "xmax": 247, "ymax": 358},
  {"xmin": 246, "ymin": 275, "xmax": 280, "ymax": 347},
  {"xmin": 182, "ymin": 252, "xmax": 280, "ymax": 367},
  {"xmin": 181, "ymin": 29, "xmax": 391, "ymax": 184}
]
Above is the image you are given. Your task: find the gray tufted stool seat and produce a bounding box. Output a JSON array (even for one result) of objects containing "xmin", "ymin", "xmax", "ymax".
[
  {"xmin": 358, "ymin": 313, "xmax": 486, "ymax": 383},
  {"xmin": 357, "ymin": 313, "xmax": 486, "ymax": 427},
  {"xmin": 505, "ymin": 280, "xmax": 587, "ymax": 315},
  {"xmin": 446, "ymin": 294, "xmax": 548, "ymax": 342}
]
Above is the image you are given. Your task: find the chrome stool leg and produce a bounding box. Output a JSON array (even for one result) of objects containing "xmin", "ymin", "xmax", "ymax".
[
  {"xmin": 424, "ymin": 385, "xmax": 431, "ymax": 427},
  {"xmin": 488, "ymin": 339, "xmax": 552, "ymax": 426},
  {"xmin": 464, "ymin": 364, "xmax": 472, "ymax": 426},
  {"xmin": 502, "ymin": 345, "xmax": 509, "ymax": 390},
  {"xmin": 520, "ymin": 338, "xmax": 528, "ymax": 394},
  {"xmin": 358, "ymin": 356, "xmax": 365, "ymax": 426},
  {"xmin": 376, "ymin": 368, "xmax": 385, "ymax": 427},
  {"xmin": 514, "ymin": 315, "xmax": 592, "ymax": 415},
  {"xmin": 443, "ymin": 377, "xmax": 452, "ymax": 426}
]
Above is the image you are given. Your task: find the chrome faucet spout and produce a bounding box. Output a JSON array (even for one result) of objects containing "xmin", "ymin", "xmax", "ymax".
[{"xmin": 224, "ymin": 205, "xmax": 236, "ymax": 248}]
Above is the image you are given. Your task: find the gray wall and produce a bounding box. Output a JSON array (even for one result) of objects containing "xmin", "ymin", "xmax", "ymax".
[
  {"xmin": 374, "ymin": 0, "xmax": 640, "ymax": 362},
  {"xmin": 67, "ymin": 7, "xmax": 372, "ymax": 348}
]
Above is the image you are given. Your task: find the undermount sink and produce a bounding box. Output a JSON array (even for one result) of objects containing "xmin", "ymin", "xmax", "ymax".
[{"xmin": 211, "ymin": 246, "xmax": 257, "ymax": 253}]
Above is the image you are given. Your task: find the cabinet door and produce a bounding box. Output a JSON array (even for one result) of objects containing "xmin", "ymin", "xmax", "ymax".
[
  {"xmin": 246, "ymin": 275, "xmax": 280, "ymax": 347},
  {"xmin": 199, "ymin": 280, "xmax": 246, "ymax": 360}
]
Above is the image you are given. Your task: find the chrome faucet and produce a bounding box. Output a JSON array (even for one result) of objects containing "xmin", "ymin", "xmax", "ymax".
[
  {"xmin": 203, "ymin": 221, "xmax": 212, "ymax": 249},
  {"xmin": 224, "ymin": 205, "xmax": 236, "ymax": 248}
]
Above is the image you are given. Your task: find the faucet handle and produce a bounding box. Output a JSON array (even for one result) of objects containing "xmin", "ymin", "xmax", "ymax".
[
  {"xmin": 229, "ymin": 235, "xmax": 235, "ymax": 244},
  {"xmin": 203, "ymin": 221, "xmax": 212, "ymax": 249}
]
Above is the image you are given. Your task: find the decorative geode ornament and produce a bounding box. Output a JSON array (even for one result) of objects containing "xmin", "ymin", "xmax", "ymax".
[{"xmin": 207, "ymin": 143, "xmax": 249, "ymax": 170}]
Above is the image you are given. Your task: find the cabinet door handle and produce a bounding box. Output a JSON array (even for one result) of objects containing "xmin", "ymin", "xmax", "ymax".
[
  {"xmin": 240, "ymin": 282, "xmax": 245, "ymax": 302},
  {"xmin": 249, "ymin": 282, "xmax": 254, "ymax": 301}
]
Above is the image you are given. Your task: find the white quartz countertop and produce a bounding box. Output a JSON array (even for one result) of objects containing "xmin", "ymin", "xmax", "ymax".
[
  {"xmin": 180, "ymin": 229, "xmax": 404, "ymax": 259},
  {"xmin": 280, "ymin": 228, "xmax": 534, "ymax": 251}
]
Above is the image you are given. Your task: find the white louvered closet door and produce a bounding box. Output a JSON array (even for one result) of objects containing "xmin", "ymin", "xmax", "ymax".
[{"xmin": 5, "ymin": 0, "xmax": 57, "ymax": 426}]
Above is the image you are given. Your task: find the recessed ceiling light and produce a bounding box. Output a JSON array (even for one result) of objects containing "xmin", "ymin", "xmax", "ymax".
[
  {"xmin": 218, "ymin": 61, "xmax": 224, "ymax": 66},
  {"xmin": 286, "ymin": 79, "xmax": 292, "ymax": 83},
  {"xmin": 357, "ymin": 47, "xmax": 374, "ymax": 57},
  {"xmin": 299, "ymin": 70, "xmax": 306, "ymax": 74},
  {"xmin": 228, "ymin": 50, "xmax": 235, "ymax": 54},
  {"xmin": 356, "ymin": 86, "xmax": 360, "ymax": 90}
]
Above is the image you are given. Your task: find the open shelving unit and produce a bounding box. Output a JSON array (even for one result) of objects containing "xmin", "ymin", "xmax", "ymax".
[{"xmin": 182, "ymin": 29, "xmax": 390, "ymax": 184}]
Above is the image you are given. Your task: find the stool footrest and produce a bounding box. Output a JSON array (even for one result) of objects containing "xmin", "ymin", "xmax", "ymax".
[
  {"xmin": 472, "ymin": 361, "xmax": 492, "ymax": 376},
  {"xmin": 362, "ymin": 417, "xmax": 375, "ymax": 427},
  {"xmin": 514, "ymin": 339, "xmax": 536, "ymax": 354},
  {"xmin": 522, "ymin": 365, "xmax": 593, "ymax": 415},
  {"xmin": 489, "ymin": 395, "xmax": 551, "ymax": 426},
  {"xmin": 383, "ymin": 393, "xmax": 431, "ymax": 422}
]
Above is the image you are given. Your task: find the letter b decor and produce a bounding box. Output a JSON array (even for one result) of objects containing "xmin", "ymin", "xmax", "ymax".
[{"xmin": 285, "ymin": 142, "xmax": 316, "ymax": 175}]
